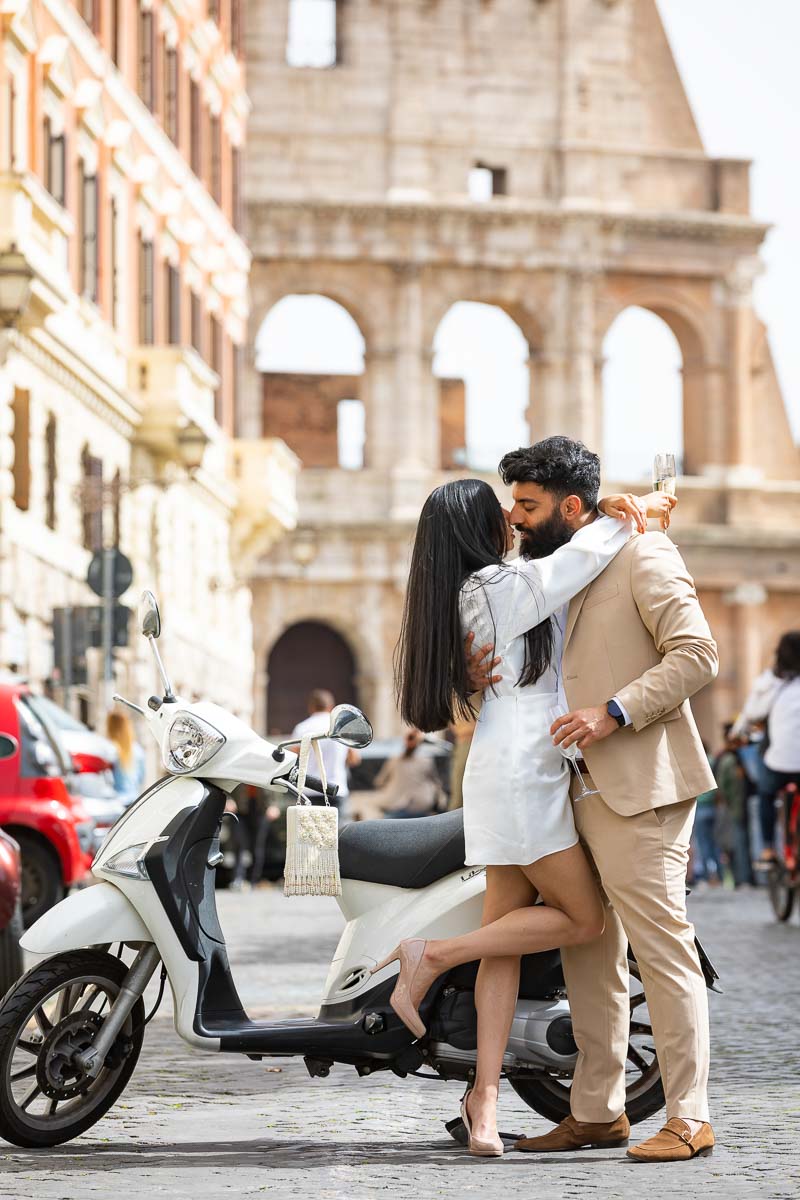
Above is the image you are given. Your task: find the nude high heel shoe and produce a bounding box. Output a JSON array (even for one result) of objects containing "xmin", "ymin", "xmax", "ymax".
[
  {"xmin": 461, "ymin": 1089, "xmax": 504, "ymax": 1158},
  {"xmin": 370, "ymin": 939, "xmax": 428, "ymax": 1039}
]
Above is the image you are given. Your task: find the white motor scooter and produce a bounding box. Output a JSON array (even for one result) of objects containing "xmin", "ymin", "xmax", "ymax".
[{"xmin": 0, "ymin": 593, "xmax": 717, "ymax": 1148}]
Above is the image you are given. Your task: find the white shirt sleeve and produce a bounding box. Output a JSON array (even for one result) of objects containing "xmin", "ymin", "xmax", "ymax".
[
  {"xmin": 732, "ymin": 669, "xmax": 782, "ymax": 733},
  {"xmin": 463, "ymin": 516, "xmax": 634, "ymax": 646}
]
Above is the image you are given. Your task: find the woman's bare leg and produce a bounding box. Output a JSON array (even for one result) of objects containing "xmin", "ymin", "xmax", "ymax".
[
  {"xmin": 405, "ymin": 842, "xmax": 604, "ymax": 1010},
  {"xmin": 468, "ymin": 866, "xmax": 537, "ymax": 1144}
]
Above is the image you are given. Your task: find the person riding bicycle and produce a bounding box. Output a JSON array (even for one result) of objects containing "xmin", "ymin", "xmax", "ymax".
[{"xmin": 733, "ymin": 632, "xmax": 800, "ymax": 864}]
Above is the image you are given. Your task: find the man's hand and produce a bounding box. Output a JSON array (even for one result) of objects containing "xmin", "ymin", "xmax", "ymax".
[
  {"xmin": 465, "ymin": 631, "xmax": 502, "ymax": 692},
  {"xmin": 551, "ymin": 705, "xmax": 618, "ymax": 751}
]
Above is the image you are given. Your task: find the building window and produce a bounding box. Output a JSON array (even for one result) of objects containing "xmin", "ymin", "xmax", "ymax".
[
  {"xmin": 80, "ymin": 445, "xmax": 104, "ymax": 553},
  {"xmin": 166, "ymin": 262, "xmax": 181, "ymax": 345},
  {"xmin": 231, "ymin": 0, "xmax": 243, "ymax": 57},
  {"xmin": 232, "ymin": 343, "xmax": 243, "ymax": 435},
  {"xmin": 111, "ymin": 469, "xmax": 122, "ymax": 547},
  {"xmin": 110, "ymin": 196, "xmax": 120, "ymax": 329},
  {"xmin": 210, "ymin": 314, "xmax": 223, "ymax": 424},
  {"xmin": 468, "ymin": 163, "xmax": 508, "ymax": 201},
  {"xmin": 138, "ymin": 236, "xmax": 154, "ymax": 344},
  {"xmin": 11, "ymin": 389, "xmax": 30, "ymax": 512},
  {"xmin": 164, "ymin": 47, "xmax": 179, "ymax": 143},
  {"xmin": 79, "ymin": 164, "xmax": 99, "ymax": 303},
  {"xmin": 138, "ymin": 6, "xmax": 155, "ymax": 111},
  {"xmin": 287, "ymin": 0, "xmax": 337, "ymax": 68},
  {"xmin": 231, "ymin": 144, "xmax": 242, "ymax": 231},
  {"xmin": 111, "ymin": 0, "xmax": 122, "ymax": 67},
  {"xmin": 190, "ymin": 80, "xmax": 202, "ymax": 177},
  {"xmin": 80, "ymin": 0, "xmax": 100, "ymax": 35},
  {"xmin": 210, "ymin": 114, "xmax": 222, "ymax": 204},
  {"xmin": 45, "ymin": 413, "xmax": 57, "ymax": 531},
  {"xmin": 6, "ymin": 77, "xmax": 16, "ymax": 169},
  {"xmin": 43, "ymin": 118, "xmax": 66, "ymax": 207},
  {"xmin": 191, "ymin": 292, "xmax": 203, "ymax": 357}
]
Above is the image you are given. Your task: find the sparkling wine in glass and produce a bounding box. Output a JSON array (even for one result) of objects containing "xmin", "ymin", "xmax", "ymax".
[
  {"xmin": 653, "ymin": 452, "xmax": 678, "ymax": 541},
  {"xmin": 547, "ymin": 705, "xmax": 599, "ymax": 799},
  {"xmin": 653, "ymin": 453, "xmax": 677, "ymax": 497}
]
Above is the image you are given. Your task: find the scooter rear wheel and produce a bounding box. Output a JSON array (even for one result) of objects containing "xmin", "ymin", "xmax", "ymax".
[
  {"xmin": 509, "ymin": 964, "xmax": 664, "ymax": 1127},
  {"xmin": 0, "ymin": 949, "xmax": 145, "ymax": 1148}
]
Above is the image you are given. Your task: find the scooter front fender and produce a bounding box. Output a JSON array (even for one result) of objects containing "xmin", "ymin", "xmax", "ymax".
[{"xmin": 20, "ymin": 882, "xmax": 152, "ymax": 960}]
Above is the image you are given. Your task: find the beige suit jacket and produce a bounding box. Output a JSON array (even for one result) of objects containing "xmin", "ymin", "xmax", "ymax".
[{"xmin": 562, "ymin": 532, "xmax": 718, "ymax": 816}]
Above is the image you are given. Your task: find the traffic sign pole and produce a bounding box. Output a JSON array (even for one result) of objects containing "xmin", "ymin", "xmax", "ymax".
[{"xmin": 101, "ymin": 547, "xmax": 114, "ymax": 712}]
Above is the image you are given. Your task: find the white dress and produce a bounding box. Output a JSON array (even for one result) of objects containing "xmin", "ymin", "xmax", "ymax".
[{"xmin": 459, "ymin": 516, "xmax": 634, "ymax": 867}]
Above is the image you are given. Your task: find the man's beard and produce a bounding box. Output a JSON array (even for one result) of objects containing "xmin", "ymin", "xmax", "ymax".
[{"xmin": 517, "ymin": 511, "xmax": 574, "ymax": 559}]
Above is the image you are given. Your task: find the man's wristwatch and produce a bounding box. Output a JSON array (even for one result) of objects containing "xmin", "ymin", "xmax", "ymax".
[{"xmin": 606, "ymin": 700, "xmax": 626, "ymax": 729}]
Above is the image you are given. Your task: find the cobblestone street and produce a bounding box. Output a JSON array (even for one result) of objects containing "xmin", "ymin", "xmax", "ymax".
[{"xmin": 1, "ymin": 885, "xmax": 798, "ymax": 1200}]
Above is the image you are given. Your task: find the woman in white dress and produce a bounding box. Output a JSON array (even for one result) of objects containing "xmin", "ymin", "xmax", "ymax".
[{"xmin": 375, "ymin": 476, "xmax": 672, "ymax": 1155}]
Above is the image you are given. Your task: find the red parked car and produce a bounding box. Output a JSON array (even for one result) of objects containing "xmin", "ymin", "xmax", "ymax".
[
  {"xmin": 0, "ymin": 824, "xmax": 22, "ymax": 995},
  {"xmin": 0, "ymin": 682, "xmax": 95, "ymax": 927}
]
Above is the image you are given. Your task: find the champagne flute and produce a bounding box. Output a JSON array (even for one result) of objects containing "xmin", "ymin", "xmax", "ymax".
[
  {"xmin": 653, "ymin": 453, "xmax": 677, "ymax": 496},
  {"xmin": 547, "ymin": 705, "xmax": 599, "ymax": 799},
  {"xmin": 653, "ymin": 452, "xmax": 677, "ymax": 541}
]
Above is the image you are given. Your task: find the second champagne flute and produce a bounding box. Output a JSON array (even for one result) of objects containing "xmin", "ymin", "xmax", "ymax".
[{"xmin": 547, "ymin": 704, "xmax": 599, "ymax": 799}]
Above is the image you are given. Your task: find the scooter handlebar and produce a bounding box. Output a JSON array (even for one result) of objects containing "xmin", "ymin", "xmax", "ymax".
[{"xmin": 287, "ymin": 762, "xmax": 339, "ymax": 801}]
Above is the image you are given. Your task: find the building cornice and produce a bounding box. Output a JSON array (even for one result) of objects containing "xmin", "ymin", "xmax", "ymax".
[
  {"xmin": 248, "ymin": 196, "xmax": 769, "ymax": 249},
  {"xmin": 13, "ymin": 327, "xmax": 141, "ymax": 439}
]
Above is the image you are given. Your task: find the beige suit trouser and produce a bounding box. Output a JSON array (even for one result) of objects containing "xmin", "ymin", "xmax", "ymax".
[{"xmin": 561, "ymin": 786, "xmax": 710, "ymax": 1124}]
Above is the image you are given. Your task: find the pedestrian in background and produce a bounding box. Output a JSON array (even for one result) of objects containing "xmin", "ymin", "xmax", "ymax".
[
  {"xmin": 105, "ymin": 711, "xmax": 146, "ymax": 807},
  {"xmin": 713, "ymin": 726, "xmax": 754, "ymax": 888},
  {"xmin": 691, "ymin": 764, "xmax": 723, "ymax": 888},
  {"xmin": 734, "ymin": 632, "xmax": 800, "ymax": 862},
  {"xmin": 291, "ymin": 689, "xmax": 360, "ymax": 819},
  {"xmin": 375, "ymin": 729, "xmax": 445, "ymax": 819},
  {"xmin": 230, "ymin": 785, "xmax": 281, "ymax": 890}
]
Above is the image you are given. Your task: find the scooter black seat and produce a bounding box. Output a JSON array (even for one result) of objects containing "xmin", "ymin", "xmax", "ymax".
[{"xmin": 338, "ymin": 809, "xmax": 466, "ymax": 889}]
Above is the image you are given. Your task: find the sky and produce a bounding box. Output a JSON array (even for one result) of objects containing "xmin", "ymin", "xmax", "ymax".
[{"xmin": 258, "ymin": 1, "xmax": 800, "ymax": 480}]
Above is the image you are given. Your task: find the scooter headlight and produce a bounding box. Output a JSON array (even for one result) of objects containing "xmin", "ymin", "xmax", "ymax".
[{"xmin": 165, "ymin": 713, "xmax": 226, "ymax": 774}]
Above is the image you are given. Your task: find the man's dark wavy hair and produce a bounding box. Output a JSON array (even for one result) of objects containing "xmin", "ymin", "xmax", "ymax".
[{"xmin": 499, "ymin": 436, "xmax": 601, "ymax": 512}]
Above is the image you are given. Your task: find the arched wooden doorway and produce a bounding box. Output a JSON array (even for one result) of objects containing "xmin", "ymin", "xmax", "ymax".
[{"xmin": 266, "ymin": 621, "xmax": 359, "ymax": 736}]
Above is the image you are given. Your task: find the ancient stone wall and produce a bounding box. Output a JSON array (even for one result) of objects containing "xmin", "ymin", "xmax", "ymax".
[{"xmin": 262, "ymin": 373, "xmax": 361, "ymax": 467}]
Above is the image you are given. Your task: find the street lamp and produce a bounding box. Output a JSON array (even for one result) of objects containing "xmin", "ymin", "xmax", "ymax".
[
  {"xmin": 0, "ymin": 247, "xmax": 34, "ymax": 328},
  {"xmin": 290, "ymin": 535, "xmax": 318, "ymax": 568},
  {"xmin": 175, "ymin": 421, "xmax": 209, "ymax": 474}
]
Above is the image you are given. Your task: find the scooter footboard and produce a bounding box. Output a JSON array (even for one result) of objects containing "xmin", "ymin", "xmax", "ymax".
[{"xmin": 20, "ymin": 882, "xmax": 152, "ymax": 960}]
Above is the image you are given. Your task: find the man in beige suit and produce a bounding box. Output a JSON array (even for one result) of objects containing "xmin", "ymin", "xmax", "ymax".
[{"xmin": 469, "ymin": 437, "xmax": 718, "ymax": 1163}]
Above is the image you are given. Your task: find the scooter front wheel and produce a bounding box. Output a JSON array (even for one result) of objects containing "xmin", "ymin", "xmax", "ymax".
[{"xmin": 0, "ymin": 949, "xmax": 145, "ymax": 1148}]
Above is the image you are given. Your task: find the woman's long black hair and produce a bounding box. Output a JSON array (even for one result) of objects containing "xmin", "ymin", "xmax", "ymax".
[{"xmin": 395, "ymin": 478, "xmax": 554, "ymax": 732}]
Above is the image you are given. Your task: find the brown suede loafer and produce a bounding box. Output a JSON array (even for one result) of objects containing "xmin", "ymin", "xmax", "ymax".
[
  {"xmin": 627, "ymin": 1118, "xmax": 715, "ymax": 1162},
  {"xmin": 515, "ymin": 1112, "xmax": 630, "ymax": 1153}
]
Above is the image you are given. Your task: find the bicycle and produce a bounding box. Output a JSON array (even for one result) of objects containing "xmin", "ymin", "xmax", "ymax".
[{"xmin": 767, "ymin": 782, "xmax": 800, "ymax": 921}]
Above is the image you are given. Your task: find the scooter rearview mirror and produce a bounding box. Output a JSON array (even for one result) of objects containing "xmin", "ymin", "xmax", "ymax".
[
  {"xmin": 139, "ymin": 590, "xmax": 162, "ymax": 639},
  {"xmin": 328, "ymin": 704, "xmax": 373, "ymax": 749},
  {"xmin": 139, "ymin": 590, "xmax": 175, "ymax": 701}
]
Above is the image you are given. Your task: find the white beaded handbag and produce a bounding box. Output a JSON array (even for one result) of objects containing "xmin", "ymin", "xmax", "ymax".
[{"xmin": 284, "ymin": 734, "xmax": 342, "ymax": 897}]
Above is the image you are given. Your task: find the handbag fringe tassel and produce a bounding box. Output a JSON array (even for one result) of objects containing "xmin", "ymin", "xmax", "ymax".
[{"xmin": 284, "ymin": 736, "xmax": 342, "ymax": 897}]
